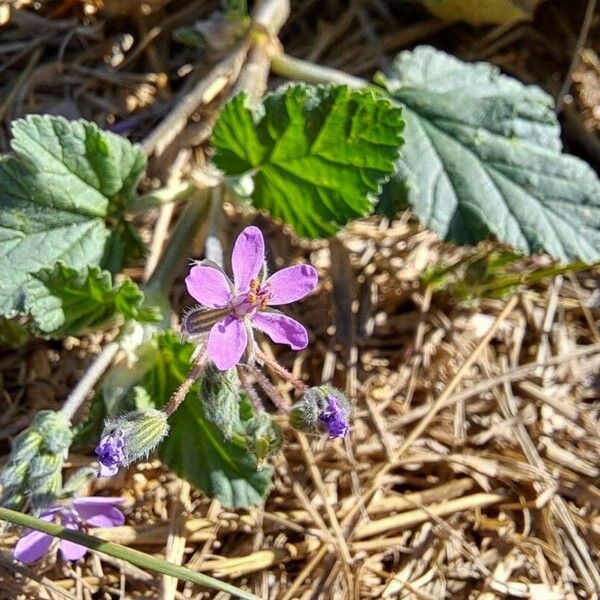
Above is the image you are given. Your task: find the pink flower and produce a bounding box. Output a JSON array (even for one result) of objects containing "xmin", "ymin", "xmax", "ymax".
[
  {"xmin": 183, "ymin": 226, "xmax": 318, "ymax": 370},
  {"xmin": 13, "ymin": 497, "xmax": 125, "ymax": 564}
]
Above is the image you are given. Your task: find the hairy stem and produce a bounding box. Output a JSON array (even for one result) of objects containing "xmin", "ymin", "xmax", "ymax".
[
  {"xmin": 164, "ymin": 351, "xmax": 208, "ymax": 418},
  {"xmin": 242, "ymin": 363, "xmax": 291, "ymax": 412},
  {"xmin": 255, "ymin": 348, "xmax": 306, "ymax": 393},
  {"xmin": 0, "ymin": 507, "xmax": 259, "ymax": 600}
]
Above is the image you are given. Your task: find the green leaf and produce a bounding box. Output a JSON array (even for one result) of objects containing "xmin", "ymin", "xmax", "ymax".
[
  {"xmin": 25, "ymin": 263, "xmax": 159, "ymax": 336},
  {"xmin": 379, "ymin": 46, "xmax": 600, "ymax": 262},
  {"xmin": 141, "ymin": 333, "xmax": 272, "ymax": 508},
  {"xmin": 212, "ymin": 84, "xmax": 404, "ymax": 238},
  {"xmin": 0, "ymin": 115, "xmax": 146, "ymax": 316}
]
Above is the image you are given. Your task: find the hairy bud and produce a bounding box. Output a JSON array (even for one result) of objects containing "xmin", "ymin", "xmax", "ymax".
[
  {"xmin": 96, "ymin": 409, "xmax": 169, "ymax": 477},
  {"xmin": 0, "ymin": 410, "xmax": 73, "ymax": 511},
  {"xmin": 290, "ymin": 386, "xmax": 352, "ymax": 439},
  {"xmin": 200, "ymin": 365, "xmax": 241, "ymax": 439}
]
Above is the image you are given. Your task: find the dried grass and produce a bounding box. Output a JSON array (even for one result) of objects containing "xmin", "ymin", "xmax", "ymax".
[{"xmin": 1, "ymin": 1, "xmax": 600, "ymax": 599}]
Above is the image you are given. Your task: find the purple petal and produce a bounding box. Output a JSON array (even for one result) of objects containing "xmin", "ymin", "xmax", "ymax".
[
  {"xmin": 73, "ymin": 497, "xmax": 125, "ymax": 527},
  {"xmin": 231, "ymin": 226, "xmax": 265, "ymax": 292},
  {"xmin": 264, "ymin": 265, "xmax": 318, "ymax": 305},
  {"xmin": 95, "ymin": 432, "xmax": 125, "ymax": 478},
  {"xmin": 59, "ymin": 538, "xmax": 88, "ymax": 561},
  {"xmin": 185, "ymin": 265, "xmax": 232, "ymax": 308},
  {"xmin": 252, "ymin": 312, "xmax": 308, "ymax": 350},
  {"xmin": 14, "ymin": 530, "xmax": 53, "ymax": 564},
  {"xmin": 207, "ymin": 316, "xmax": 248, "ymax": 370},
  {"xmin": 318, "ymin": 395, "xmax": 349, "ymax": 438}
]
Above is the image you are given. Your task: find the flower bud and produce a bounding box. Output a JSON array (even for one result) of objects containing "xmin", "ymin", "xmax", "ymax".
[
  {"xmin": 0, "ymin": 409, "xmax": 72, "ymax": 511},
  {"xmin": 200, "ymin": 365, "xmax": 241, "ymax": 439},
  {"xmin": 96, "ymin": 409, "xmax": 169, "ymax": 477},
  {"xmin": 290, "ymin": 386, "xmax": 352, "ymax": 439}
]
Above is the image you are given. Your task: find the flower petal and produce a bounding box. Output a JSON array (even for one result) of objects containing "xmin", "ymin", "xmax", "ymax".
[
  {"xmin": 73, "ymin": 497, "xmax": 125, "ymax": 528},
  {"xmin": 232, "ymin": 226, "xmax": 265, "ymax": 292},
  {"xmin": 14, "ymin": 530, "xmax": 53, "ymax": 564},
  {"xmin": 59, "ymin": 538, "xmax": 87, "ymax": 561},
  {"xmin": 207, "ymin": 316, "xmax": 248, "ymax": 370},
  {"xmin": 252, "ymin": 312, "xmax": 308, "ymax": 350},
  {"xmin": 185, "ymin": 264, "xmax": 232, "ymax": 308},
  {"xmin": 265, "ymin": 265, "xmax": 318, "ymax": 305}
]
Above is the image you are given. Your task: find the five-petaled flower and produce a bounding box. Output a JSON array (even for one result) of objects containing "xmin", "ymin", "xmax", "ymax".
[
  {"xmin": 13, "ymin": 496, "xmax": 125, "ymax": 564},
  {"xmin": 183, "ymin": 226, "xmax": 318, "ymax": 370}
]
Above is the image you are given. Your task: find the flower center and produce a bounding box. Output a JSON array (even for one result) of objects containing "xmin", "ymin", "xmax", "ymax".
[{"xmin": 231, "ymin": 278, "xmax": 271, "ymax": 318}]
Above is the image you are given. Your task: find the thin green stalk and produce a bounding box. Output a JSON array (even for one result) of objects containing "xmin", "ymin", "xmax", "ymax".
[
  {"xmin": 0, "ymin": 507, "xmax": 260, "ymax": 600},
  {"xmin": 270, "ymin": 53, "xmax": 367, "ymax": 88},
  {"xmin": 129, "ymin": 181, "xmax": 197, "ymax": 214},
  {"xmin": 143, "ymin": 189, "xmax": 211, "ymax": 309}
]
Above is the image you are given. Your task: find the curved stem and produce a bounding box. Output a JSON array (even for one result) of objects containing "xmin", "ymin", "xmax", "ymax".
[
  {"xmin": 0, "ymin": 507, "xmax": 260, "ymax": 600},
  {"xmin": 59, "ymin": 342, "xmax": 120, "ymax": 422},
  {"xmin": 255, "ymin": 348, "xmax": 306, "ymax": 393}
]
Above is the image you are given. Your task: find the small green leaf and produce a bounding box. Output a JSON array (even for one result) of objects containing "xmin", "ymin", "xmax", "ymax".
[
  {"xmin": 141, "ymin": 333, "xmax": 272, "ymax": 507},
  {"xmin": 379, "ymin": 46, "xmax": 600, "ymax": 262},
  {"xmin": 212, "ymin": 84, "xmax": 404, "ymax": 238},
  {"xmin": 25, "ymin": 263, "xmax": 159, "ymax": 336},
  {"xmin": 0, "ymin": 115, "xmax": 146, "ymax": 317}
]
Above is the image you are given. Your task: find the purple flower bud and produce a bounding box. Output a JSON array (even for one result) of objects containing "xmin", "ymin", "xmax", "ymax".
[
  {"xmin": 95, "ymin": 432, "xmax": 125, "ymax": 478},
  {"xmin": 318, "ymin": 395, "xmax": 349, "ymax": 438},
  {"xmin": 95, "ymin": 409, "xmax": 169, "ymax": 478}
]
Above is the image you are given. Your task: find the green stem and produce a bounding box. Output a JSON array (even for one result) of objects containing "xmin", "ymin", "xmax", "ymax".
[
  {"xmin": 270, "ymin": 53, "xmax": 367, "ymax": 88},
  {"xmin": 143, "ymin": 189, "xmax": 211, "ymax": 311},
  {"xmin": 128, "ymin": 181, "xmax": 197, "ymax": 214},
  {"xmin": 0, "ymin": 507, "xmax": 260, "ymax": 600}
]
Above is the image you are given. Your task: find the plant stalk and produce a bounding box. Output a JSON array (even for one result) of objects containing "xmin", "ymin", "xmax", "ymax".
[
  {"xmin": 270, "ymin": 53, "xmax": 367, "ymax": 88},
  {"xmin": 0, "ymin": 507, "xmax": 259, "ymax": 600},
  {"xmin": 59, "ymin": 342, "xmax": 120, "ymax": 421}
]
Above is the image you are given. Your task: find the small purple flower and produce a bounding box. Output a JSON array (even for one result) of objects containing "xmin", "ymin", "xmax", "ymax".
[
  {"xmin": 183, "ymin": 226, "xmax": 318, "ymax": 370},
  {"xmin": 95, "ymin": 431, "xmax": 125, "ymax": 478},
  {"xmin": 13, "ymin": 496, "xmax": 125, "ymax": 564},
  {"xmin": 318, "ymin": 395, "xmax": 349, "ymax": 438}
]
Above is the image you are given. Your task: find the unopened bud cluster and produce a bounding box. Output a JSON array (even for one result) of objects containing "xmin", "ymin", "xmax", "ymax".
[{"xmin": 0, "ymin": 411, "xmax": 72, "ymax": 511}]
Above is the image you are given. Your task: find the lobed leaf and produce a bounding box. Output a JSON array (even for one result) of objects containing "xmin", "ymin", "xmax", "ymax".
[
  {"xmin": 0, "ymin": 115, "xmax": 146, "ymax": 317},
  {"xmin": 212, "ymin": 84, "xmax": 404, "ymax": 238},
  {"xmin": 379, "ymin": 46, "xmax": 600, "ymax": 262},
  {"xmin": 25, "ymin": 264, "xmax": 159, "ymax": 336}
]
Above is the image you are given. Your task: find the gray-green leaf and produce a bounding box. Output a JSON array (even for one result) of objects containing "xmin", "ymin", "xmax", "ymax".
[
  {"xmin": 0, "ymin": 115, "xmax": 146, "ymax": 316},
  {"xmin": 379, "ymin": 46, "xmax": 600, "ymax": 262},
  {"xmin": 212, "ymin": 84, "xmax": 404, "ymax": 238}
]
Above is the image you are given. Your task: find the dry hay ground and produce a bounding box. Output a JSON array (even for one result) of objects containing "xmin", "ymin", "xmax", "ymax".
[{"xmin": 1, "ymin": 1, "xmax": 600, "ymax": 599}]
